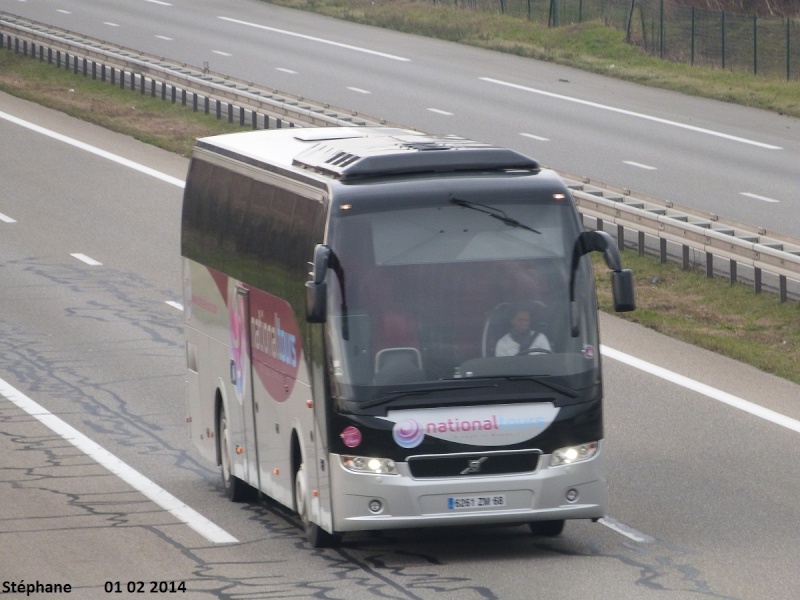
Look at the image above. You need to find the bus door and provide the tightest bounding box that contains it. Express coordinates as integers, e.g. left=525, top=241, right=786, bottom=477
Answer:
left=232, top=284, right=262, bottom=492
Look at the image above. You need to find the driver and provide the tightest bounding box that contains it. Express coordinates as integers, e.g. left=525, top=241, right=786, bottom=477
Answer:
left=495, top=308, right=551, bottom=356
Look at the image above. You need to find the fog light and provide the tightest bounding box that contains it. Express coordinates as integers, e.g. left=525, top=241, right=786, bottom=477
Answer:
left=565, top=488, right=579, bottom=503
left=368, top=499, right=383, bottom=513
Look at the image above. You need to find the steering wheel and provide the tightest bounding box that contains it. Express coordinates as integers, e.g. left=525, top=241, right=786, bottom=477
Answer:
left=519, top=347, right=552, bottom=355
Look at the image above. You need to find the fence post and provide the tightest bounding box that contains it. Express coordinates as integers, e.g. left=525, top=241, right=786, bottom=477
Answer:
left=691, top=7, right=695, bottom=66
left=787, top=18, right=791, bottom=81
left=753, top=16, right=758, bottom=75
left=722, top=11, right=726, bottom=69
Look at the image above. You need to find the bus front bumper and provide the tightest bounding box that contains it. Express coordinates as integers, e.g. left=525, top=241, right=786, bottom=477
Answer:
left=329, top=441, right=607, bottom=532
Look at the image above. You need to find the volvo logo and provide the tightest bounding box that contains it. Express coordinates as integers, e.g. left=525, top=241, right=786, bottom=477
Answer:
left=461, top=456, right=489, bottom=475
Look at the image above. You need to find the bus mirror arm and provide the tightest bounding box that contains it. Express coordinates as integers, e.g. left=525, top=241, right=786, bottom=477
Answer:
left=569, top=232, right=636, bottom=335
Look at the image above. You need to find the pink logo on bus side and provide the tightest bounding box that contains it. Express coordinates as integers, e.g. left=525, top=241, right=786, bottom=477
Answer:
left=222, top=273, right=302, bottom=402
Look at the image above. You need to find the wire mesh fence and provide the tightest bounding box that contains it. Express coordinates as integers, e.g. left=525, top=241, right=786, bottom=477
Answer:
left=433, top=0, right=800, bottom=80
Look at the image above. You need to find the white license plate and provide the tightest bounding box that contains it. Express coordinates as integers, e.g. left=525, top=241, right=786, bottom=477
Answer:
left=448, top=494, right=506, bottom=510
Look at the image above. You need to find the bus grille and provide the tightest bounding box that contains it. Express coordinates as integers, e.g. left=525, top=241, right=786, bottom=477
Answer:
left=407, top=450, right=541, bottom=478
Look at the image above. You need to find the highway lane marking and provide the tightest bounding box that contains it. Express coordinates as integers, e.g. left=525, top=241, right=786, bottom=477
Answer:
left=155, top=35, right=173, bottom=41
left=219, top=16, right=411, bottom=62
left=481, top=77, right=783, bottom=150
left=165, top=300, right=183, bottom=311
left=0, top=111, right=186, bottom=188
left=428, top=108, right=453, bottom=116
left=520, top=132, right=550, bottom=142
left=103, top=22, right=120, bottom=28
left=598, top=516, right=655, bottom=543
left=144, top=0, right=173, bottom=5
left=624, top=160, right=657, bottom=170
left=71, top=253, right=102, bottom=266
left=213, top=50, right=233, bottom=57
left=0, top=212, right=17, bottom=223
left=741, top=192, right=780, bottom=203
left=348, top=87, right=372, bottom=94
left=277, top=68, right=297, bottom=74
left=6, top=110, right=799, bottom=434
left=602, top=345, right=800, bottom=434
left=0, top=376, right=239, bottom=544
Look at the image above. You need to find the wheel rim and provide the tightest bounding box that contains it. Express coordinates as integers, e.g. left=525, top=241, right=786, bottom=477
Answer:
left=220, top=414, right=232, bottom=485
left=295, top=464, right=308, bottom=522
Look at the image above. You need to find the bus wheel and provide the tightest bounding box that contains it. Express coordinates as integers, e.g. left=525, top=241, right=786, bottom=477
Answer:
left=219, top=406, right=251, bottom=502
left=295, top=463, right=339, bottom=548
left=529, top=520, right=565, bottom=537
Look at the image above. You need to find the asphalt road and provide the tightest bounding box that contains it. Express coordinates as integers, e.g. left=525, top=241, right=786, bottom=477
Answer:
left=3, top=0, right=799, bottom=238
left=1, top=89, right=800, bottom=599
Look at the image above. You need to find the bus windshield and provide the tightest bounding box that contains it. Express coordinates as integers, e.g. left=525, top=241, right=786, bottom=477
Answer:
left=324, top=189, right=600, bottom=410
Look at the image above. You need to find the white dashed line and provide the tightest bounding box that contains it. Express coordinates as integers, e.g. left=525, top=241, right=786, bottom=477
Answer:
left=276, top=68, right=297, bottom=74
left=428, top=108, right=453, bottom=116
left=155, top=35, right=173, bottom=41
left=599, top=517, right=655, bottom=543
left=520, top=133, right=550, bottom=142
left=0, top=212, right=17, bottom=223
left=71, top=253, right=102, bottom=266
left=623, top=160, right=657, bottom=170
left=741, top=192, right=779, bottom=203
left=347, top=87, right=371, bottom=94
left=212, top=50, right=232, bottom=57
left=165, top=301, right=184, bottom=311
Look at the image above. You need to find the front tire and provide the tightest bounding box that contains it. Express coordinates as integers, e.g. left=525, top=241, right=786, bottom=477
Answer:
left=219, top=406, right=252, bottom=502
left=295, top=463, right=338, bottom=548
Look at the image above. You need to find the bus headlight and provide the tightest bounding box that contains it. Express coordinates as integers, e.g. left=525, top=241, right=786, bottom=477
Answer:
left=550, top=442, right=599, bottom=467
left=342, top=455, right=398, bottom=475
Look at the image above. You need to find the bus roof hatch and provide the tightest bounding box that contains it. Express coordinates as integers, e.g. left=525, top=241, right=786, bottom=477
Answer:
left=291, top=132, right=540, bottom=180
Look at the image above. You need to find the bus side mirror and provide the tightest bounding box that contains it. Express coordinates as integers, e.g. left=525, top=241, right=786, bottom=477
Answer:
left=611, top=269, right=636, bottom=312
left=306, top=245, right=330, bottom=323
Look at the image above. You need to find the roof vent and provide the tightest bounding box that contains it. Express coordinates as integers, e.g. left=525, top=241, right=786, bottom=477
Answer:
left=293, top=133, right=539, bottom=180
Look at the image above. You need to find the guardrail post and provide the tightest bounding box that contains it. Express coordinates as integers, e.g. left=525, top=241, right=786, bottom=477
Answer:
left=151, top=79, right=156, bottom=97
left=682, top=245, right=690, bottom=270
left=638, top=231, right=645, bottom=256
left=729, top=259, right=737, bottom=284
left=660, top=238, right=667, bottom=263
left=754, top=267, right=762, bottom=293
left=706, top=253, right=714, bottom=278
left=171, top=85, right=176, bottom=104
left=228, top=103, right=233, bottom=123
left=780, top=276, right=787, bottom=302
left=119, top=70, right=125, bottom=89
left=193, top=93, right=198, bottom=112
left=251, top=111, right=257, bottom=130
left=617, top=224, right=625, bottom=250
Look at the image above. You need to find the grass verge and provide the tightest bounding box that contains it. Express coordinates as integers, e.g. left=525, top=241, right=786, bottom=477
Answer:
left=1, top=44, right=798, bottom=384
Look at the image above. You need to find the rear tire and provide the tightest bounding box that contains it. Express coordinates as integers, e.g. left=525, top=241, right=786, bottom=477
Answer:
left=295, top=463, right=339, bottom=548
left=529, top=519, right=565, bottom=537
left=219, top=406, right=252, bottom=502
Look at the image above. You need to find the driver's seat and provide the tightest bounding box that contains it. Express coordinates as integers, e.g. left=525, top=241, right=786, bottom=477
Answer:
left=482, top=302, right=548, bottom=357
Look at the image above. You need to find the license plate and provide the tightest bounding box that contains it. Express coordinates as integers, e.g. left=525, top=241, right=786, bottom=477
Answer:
left=448, top=494, right=506, bottom=510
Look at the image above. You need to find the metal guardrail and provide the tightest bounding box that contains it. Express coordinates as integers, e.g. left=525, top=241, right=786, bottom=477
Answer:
left=2, top=12, right=799, bottom=301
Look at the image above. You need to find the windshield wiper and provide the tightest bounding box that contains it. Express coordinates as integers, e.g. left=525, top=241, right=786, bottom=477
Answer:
left=502, top=376, right=579, bottom=398
left=361, top=383, right=498, bottom=409
left=450, top=197, right=540, bottom=234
